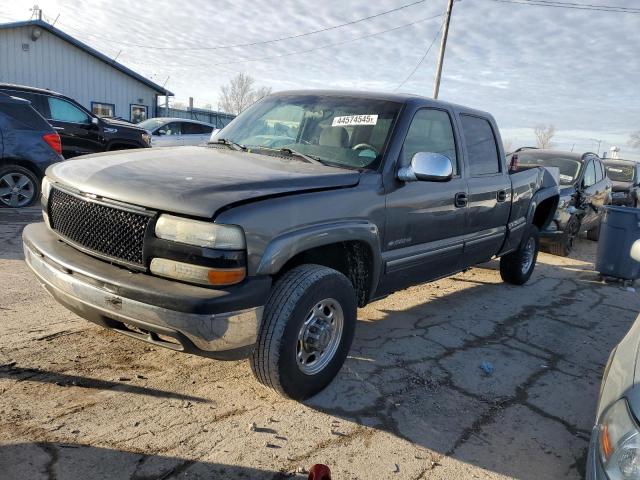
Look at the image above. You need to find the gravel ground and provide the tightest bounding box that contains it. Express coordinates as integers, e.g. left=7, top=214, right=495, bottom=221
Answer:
left=1, top=206, right=639, bottom=480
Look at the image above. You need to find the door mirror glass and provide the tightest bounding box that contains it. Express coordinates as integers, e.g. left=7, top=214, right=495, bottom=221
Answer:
left=398, top=152, right=453, bottom=182
left=631, top=239, right=640, bottom=262
left=91, top=116, right=99, bottom=125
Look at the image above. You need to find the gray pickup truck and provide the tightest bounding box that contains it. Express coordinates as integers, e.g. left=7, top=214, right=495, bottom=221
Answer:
left=23, top=91, right=559, bottom=399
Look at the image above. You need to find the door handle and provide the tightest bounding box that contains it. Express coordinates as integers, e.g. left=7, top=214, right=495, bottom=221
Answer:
left=497, top=190, right=507, bottom=202
left=454, top=192, right=468, bottom=208
left=53, top=126, right=65, bottom=131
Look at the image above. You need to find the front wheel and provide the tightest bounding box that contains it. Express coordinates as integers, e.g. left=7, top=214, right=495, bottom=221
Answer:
left=250, top=264, right=357, bottom=400
left=500, top=225, right=540, bottom=285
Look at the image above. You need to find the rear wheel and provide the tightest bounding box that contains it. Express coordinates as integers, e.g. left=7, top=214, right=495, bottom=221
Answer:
left=0, top=165, right=39, bottom=208
left=500, top=225, right=540, bottom=285
left=250, top=264, right=357, bottom=400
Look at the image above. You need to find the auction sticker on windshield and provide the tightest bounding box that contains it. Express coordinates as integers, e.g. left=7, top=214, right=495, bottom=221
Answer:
left=332, top=115, right=378, bottom=127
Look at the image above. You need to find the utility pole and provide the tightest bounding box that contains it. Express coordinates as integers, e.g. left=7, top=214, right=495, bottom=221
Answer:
left=432, top=0, right=455, bottom=99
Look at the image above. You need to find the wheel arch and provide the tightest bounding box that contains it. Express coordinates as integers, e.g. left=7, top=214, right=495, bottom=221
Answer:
left=256, top=222, right=382, bottom=307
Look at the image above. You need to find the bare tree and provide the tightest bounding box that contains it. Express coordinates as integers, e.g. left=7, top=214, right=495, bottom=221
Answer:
left=630, top=130, right=640, bottom=149
left=218, top=73, right=272, bottom=115
left=534, top=124, right=556, bottom=149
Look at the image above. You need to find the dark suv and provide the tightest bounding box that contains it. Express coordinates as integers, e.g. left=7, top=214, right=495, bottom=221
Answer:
left=508, top=148, right=612, bottom=256
left=0, top=92, right=63, bottom=207
left=0, top=84, right=150, bottom=159
left=604, top=159, right=640, bottom=207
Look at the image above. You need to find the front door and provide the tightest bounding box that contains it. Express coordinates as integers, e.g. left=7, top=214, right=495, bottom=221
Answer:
left=458, top=114, right=511, bottom=267
left=152, top=122, right=183, bottom=147
left=380, top=108, right=467, bottom=295
left=44, top=96, right=103, bottom=158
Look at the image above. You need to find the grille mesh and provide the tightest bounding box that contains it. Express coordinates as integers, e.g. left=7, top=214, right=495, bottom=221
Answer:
left=48, top=188, right=152, bottom=266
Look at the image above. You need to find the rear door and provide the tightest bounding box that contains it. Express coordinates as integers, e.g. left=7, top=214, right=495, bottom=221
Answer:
left=43, top=96, right=103, bottom=158
left=381, top=107, right=467, bottom=293
left=458, top=114, right=511, bottom=267
left=181, top=122, right=213, bottom=145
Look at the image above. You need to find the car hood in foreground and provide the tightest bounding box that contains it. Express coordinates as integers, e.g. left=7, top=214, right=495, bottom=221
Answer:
left=46, top=146, right=360, bottom=218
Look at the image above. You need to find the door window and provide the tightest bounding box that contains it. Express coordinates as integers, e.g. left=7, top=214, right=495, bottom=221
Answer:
left=156, top=122, right=181, bottom=136
left=460, top=115, right=501, bottom=176
left=47, top=97, right=90, bottom=124
left=594, top=160, right=604, bottom=182
left=583, top=161, right=597, bottom=187
left=182, top=122, right=213, bottom=135
left=402, top=109, right=458, bottom=175
left=130, top=104, right=148, bottom=123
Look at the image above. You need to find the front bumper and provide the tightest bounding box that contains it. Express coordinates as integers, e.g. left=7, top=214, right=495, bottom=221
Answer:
left=586, top=425, right=607, bottom=479
left=22, top=222, right=271, bottom=360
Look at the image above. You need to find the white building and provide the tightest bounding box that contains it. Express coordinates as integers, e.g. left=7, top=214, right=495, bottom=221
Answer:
left=0, top=19, right=172, bottom=123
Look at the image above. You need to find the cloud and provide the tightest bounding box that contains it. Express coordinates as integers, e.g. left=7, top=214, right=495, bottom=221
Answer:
left=2, top=0, right=639, bottom=158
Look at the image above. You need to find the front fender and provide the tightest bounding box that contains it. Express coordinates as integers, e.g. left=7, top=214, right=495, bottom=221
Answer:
left=256, top=220, right=382, bottom=298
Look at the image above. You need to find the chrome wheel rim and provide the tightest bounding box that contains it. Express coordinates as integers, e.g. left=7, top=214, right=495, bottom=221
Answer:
left=521, top=237, right=536, bottom=274
left=0, top=173, right=35, bottom=207
left=296, top=298, right=344, bottom=375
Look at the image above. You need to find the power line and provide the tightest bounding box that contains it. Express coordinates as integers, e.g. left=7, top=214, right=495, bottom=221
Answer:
left=519, top=0, right=640, bottom=12
left=394, top=16, right=445, bottom=91
left=486, top=0, right=640, bottom=13
left=56, top=0, right=429, bottom=52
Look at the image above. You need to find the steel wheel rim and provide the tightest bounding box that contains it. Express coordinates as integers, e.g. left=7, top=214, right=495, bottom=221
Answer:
left=296, top=298, right=344, bottom=375
left=521, top=237, right=536, bottom=273
left=0, top=173, right=35, bottom=207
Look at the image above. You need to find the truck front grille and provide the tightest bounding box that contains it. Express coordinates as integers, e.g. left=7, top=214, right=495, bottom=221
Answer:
left=48, top=188, right=153, bottom=268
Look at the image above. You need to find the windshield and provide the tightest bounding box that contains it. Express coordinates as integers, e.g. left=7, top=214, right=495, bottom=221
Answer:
left=138, top=119, right=165, bottom=130
left=515, top=153, right=582, bottom=185
left=218, top=94, right=402, bottom=169
left=606, top=164, right=636, bottom=182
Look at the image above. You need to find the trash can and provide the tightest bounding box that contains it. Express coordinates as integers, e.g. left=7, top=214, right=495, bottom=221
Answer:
left=596, top=206, right=640, bottom=281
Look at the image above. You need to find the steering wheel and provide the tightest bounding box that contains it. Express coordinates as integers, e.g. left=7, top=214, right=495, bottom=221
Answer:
left=352, top=143, right=378, bottom=156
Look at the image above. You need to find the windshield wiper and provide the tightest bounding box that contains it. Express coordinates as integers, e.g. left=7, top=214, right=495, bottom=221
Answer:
left=250, top=145, right=323, bottom=165
left=212, top=138, right=246, bottom=151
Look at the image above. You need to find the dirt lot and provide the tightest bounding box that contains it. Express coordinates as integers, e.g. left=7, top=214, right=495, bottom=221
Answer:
left=1, top=206, right=639, bottom=480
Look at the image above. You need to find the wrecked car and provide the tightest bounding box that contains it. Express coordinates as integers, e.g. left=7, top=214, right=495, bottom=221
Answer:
left=23, top=90, right=559, bottom=400
left=604, top=159, right=640, bottom=208
left=509, top=148, right=612, bottom=256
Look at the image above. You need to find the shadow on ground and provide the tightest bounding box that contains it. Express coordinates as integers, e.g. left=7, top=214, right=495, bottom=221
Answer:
left=0, top=442, right=296, bottom=480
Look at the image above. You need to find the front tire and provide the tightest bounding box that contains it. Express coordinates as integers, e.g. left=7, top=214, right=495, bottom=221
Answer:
left=500, top=225, right=540, bottom=285
left=0, top=165, right=39, bottom=208
left=250, top=264, right=357, bottom=400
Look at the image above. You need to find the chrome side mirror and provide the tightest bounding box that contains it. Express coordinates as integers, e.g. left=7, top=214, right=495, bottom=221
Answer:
left=398, top=152, right=453, bottom=182
left=91, top=117, right=99, bottom=125
left=631, top=239, right=640, bottom=262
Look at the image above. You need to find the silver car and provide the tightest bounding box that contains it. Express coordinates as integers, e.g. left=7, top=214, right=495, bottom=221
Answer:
left=139, top=118, right=215, bottom=147
left=588, top=241, right=640, bottom=479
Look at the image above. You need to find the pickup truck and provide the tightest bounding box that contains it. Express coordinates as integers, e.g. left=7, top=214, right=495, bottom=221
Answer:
left=23, top=90, right=559, bottom=400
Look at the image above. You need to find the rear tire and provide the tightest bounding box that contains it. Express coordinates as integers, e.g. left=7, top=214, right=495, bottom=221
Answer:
left=586, top=224, right=600, bottom=241
left=0, top=165, right=40, bottom=208
left=500, top=225, right=540, bottom=285
left=250, top=264, right=357, bottom=400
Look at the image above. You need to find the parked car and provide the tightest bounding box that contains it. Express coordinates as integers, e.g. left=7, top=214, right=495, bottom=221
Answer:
left=587, top=241, right=640, bottom=479
left=508, top=148, right=612, bottom=256
left=0, top=92, right=63, bottom=207
left=604, top=159, right=640, bottom=208
left=22, top=90, right=559, bottom=399
left=0, top=84, right=151, bottom=159
left=139, top=117, right=215, bottom=147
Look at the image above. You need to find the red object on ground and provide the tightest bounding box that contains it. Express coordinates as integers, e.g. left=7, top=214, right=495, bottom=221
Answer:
left=308, top=464, right=331, bottom=480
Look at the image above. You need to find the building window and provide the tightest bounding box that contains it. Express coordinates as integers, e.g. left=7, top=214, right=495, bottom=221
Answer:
left=91, top=102, right=115, bottom=118
left=130, top=104, right=148, bottom=124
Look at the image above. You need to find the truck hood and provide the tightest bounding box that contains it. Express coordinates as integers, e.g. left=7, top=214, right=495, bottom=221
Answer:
left=47, top=146, right=360, bottom=218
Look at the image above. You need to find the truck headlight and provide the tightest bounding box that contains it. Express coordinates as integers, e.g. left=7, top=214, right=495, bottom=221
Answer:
left=599, top=399, right=640, bottom=479
left=41, top=176, right=53, bottom=201
left=150, top=258, right=245, bottom=286
left=155, top=214, right=245, bottom=250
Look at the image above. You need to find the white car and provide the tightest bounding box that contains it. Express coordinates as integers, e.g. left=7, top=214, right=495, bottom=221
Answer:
left=139, top=118, right=215, bottom=147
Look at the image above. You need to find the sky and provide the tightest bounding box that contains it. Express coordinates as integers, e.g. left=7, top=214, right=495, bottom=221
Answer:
left=2, top=0, right=639, bottom=158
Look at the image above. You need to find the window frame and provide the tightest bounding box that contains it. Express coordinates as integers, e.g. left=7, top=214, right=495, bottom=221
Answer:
left=398, top=107, right=462, bottom=178
left=582, top=160, right=597, bottom=188
left=458, top=113, right=502, bottom=178
left=46, top=96, right=92, bottom=125
left=130, top=103, right=148, bottom=124
left=91, top=101, right=115, bottom=118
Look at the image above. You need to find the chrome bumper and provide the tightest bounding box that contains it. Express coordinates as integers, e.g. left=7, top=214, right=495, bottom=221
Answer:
left=24, top=242, right=262, bottom=360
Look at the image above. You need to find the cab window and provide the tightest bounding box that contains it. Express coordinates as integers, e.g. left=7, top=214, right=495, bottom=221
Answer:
left=460, top=114, right=500, bottom=176
left=156, top=122, right=181, bottom=136
left=402, top=109, right=458, bottom=175
left=583, top=161, right=597, bottom=187
left=47, top=97, right=90, bottom=124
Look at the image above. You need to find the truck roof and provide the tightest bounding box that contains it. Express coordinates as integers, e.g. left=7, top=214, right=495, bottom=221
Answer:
left=271, top=89, right=493, bottom=118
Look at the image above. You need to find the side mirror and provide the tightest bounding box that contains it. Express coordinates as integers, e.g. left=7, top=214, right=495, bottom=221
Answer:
left=156, top=129, right=166, bottom=136
left=631, top=240, right=640, bottom=262
left=398, top=152, right=453, bottom=182
left=91, top=117, right=99, bottom=125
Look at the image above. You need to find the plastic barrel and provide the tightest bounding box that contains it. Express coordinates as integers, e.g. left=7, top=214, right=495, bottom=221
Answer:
left=595, top=206, right=640, bottom=280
